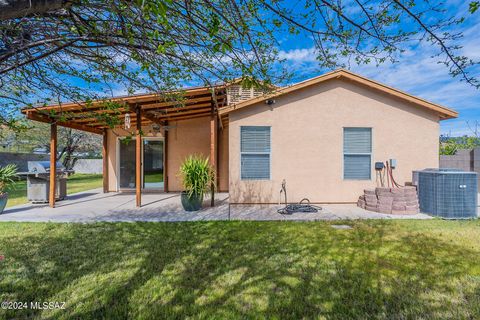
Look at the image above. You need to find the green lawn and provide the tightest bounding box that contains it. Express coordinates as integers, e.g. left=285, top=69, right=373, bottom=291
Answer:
left=0, top=220, right=479, bottom=319
left=5, top=174, right=103, bottom=207
left=144, top=172, right=163, bottom=184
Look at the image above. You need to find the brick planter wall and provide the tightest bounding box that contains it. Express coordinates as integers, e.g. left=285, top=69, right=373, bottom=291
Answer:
left=357, top=186, right=419, bottom=215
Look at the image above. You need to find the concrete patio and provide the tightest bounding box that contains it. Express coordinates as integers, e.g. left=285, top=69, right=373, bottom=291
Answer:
left=0, top=188, right=433, bottom=222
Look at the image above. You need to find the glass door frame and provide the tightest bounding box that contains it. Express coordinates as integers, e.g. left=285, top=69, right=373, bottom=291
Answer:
left=142, top=137, right=164, bottom=191
left=116, top=136, right=165, bottom=192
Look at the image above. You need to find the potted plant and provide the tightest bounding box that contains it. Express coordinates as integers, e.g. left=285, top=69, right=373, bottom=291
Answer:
left=178, top=155, right=215, bottom=211
left=0, top=164, right=18, bottom=214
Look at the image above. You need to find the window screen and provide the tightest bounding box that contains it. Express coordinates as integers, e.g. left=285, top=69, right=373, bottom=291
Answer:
left=241, top=126, right=271, bottom=180
left=343, top=128, right=372, bottom=180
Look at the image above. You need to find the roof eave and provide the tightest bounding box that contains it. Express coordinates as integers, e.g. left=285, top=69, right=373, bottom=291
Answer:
left=218, top=69, right=458, bottom=120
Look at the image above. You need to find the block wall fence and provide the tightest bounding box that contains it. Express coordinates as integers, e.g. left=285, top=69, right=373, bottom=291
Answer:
left=440, top=148, right=480, bottom=184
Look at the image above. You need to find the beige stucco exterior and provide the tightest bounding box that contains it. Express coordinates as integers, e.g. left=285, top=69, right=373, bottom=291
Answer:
left=22, top=69, right=454, bottom=209
left=104, top=76, right=445, bottom=203
left=228, top=78, right=441, bottom=203
left=106, top=117, right=229, bottom=192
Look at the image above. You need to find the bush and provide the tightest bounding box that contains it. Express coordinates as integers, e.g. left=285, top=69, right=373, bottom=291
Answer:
left=0, top=164, right=18, bottom=194
left=178, top=155, right=215, bottom=198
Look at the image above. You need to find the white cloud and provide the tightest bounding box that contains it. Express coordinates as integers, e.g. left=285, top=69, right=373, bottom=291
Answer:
left=278, top=47, right=318, bottom=62
left=277, top=22, right=480, bottom=137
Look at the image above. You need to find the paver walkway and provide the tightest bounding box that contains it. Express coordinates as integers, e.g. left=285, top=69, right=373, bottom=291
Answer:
left=0, top=189, right=433, bottom=222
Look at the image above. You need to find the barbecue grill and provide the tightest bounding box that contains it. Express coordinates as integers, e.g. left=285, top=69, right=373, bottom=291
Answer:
left=19, top=161, right=72, bottom=203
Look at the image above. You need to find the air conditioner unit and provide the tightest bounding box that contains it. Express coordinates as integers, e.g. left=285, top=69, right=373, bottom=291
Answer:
left=412, top=168, right=462, bottom=186
left=416, top=169, right=478, bottom=219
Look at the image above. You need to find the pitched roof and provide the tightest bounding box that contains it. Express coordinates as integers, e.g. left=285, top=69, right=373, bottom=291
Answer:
left=218, top=69, right=458, bottom=120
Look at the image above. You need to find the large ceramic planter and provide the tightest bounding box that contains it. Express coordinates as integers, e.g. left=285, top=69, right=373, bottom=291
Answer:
left=0, top=193, right=8, bottom=214
left=181, top=191, right=203, bottom=211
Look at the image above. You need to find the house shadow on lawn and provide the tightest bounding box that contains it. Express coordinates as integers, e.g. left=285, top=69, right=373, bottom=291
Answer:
left=0, top=221, right=479, bottom=319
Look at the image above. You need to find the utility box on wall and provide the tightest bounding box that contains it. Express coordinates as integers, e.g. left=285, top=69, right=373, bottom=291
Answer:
left=415, top=169, right=478, bottom=219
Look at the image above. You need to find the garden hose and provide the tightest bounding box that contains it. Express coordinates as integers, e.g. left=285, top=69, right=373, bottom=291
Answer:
left=278, top=198, right=322, bottom=214
left=277, top=180, right=322, bottom=214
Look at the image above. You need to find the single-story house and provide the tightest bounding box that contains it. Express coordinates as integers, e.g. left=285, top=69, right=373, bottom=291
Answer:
left=22, top=69, right=457, bottom=207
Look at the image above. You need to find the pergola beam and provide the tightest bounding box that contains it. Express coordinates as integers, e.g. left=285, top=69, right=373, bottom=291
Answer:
left=61, top=107, right=130, bottom=121
left=152, top=113, right=210, bottom=123
left=21, top=87, right=224, bottom=113
left=139, top=95, right=213, bottom=110
left=22, top=94, right=225, bottom=118
left=22, top=89, right=228, bottom=134
left=94, top=113, right=213, bottom=128
left=157, top=107, right=212, bottom=119
left=150, top=102, right=214, bottom=114
left=94, top=115, right=212, bottom=129
left=74, top=103, right=215, bottom=125
left=26, top=112, right=103, bottom=134
left=20, top=95, right=222, bottom=119
left=140, top=96, right=226, bottom=111
left=141, top=111, right=165, bottom=125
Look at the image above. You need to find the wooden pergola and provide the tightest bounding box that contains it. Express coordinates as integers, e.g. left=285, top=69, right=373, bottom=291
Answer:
left=21, top=85, right=228, bottom=208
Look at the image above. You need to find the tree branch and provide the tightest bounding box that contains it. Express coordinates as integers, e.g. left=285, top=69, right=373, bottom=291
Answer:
left=0, top=0, right=72, bottom=20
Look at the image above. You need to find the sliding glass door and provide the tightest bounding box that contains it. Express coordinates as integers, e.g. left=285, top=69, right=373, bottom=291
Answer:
left=143, top=139, right=164, bottom=190
left=118, top=138, right=164, bottom=190
left=119, top=139, right=137, bottom=189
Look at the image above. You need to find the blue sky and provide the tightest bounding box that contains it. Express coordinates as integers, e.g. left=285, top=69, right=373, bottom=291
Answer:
left=75, top=0, right=478, bottom=137
left=270, top=0, right=480, bottom=136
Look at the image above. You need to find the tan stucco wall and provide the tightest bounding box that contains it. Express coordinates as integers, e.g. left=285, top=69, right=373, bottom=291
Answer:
left=228, top=78, right=440, bottom=203
left=218, top=124, right=229, bottom=192
left=167, top=117, right=229, bottom=191
left=106, top=118, right=229, bottom=192
left=106, top=129, right=118, bottom=191
left=166, top=117, right=211, bottom=191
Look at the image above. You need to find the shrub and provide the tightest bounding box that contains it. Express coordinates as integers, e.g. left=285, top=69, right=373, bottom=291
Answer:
left=0, top=164, right=18, bottom=194
left=178, top=155, right=215, bottom=198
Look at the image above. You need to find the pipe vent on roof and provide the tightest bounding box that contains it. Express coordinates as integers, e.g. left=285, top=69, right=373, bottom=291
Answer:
left=226, top=85, right=264, bottom=105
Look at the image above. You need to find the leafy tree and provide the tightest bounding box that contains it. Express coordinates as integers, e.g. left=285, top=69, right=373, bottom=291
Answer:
left=0, top=0, right=478, bottom=129
left=470, top=1, right=480, bottom=13
left=440, top=138, right=459, bottom=156
left=439, top=134, right=480, bottom=155
left=6, top=122, right=102, bottom=169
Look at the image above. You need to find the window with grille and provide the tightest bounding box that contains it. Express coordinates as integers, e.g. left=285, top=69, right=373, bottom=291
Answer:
left=343, top=128, right=372, bottom=180
left=241, top=126, right=271, bottom=180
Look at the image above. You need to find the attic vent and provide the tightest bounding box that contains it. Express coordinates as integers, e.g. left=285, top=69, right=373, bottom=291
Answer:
left=227, top=85, right=264, bottom=105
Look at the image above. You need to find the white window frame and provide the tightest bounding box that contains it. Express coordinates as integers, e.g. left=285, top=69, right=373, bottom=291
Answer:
left=240, top=126, right=271, bottom=180
left=343, top=127, right=372, bottom=180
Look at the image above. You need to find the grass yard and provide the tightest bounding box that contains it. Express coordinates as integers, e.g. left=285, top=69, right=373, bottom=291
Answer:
left=144, top=171, right=163, bottom=184
left=5, top=174, right=102, bottom=207
left=0, top=220, right=479, bottom=319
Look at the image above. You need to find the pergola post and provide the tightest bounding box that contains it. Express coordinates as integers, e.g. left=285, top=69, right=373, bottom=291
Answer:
left=135, top=106, right=142, bottom=207
left=210, top=115, right=217, bottom=207
left=163, top=121, right=169, bottom=193
left=102, top=130, right=109, bottom=193
left=49, top=123, right=57, bottom=208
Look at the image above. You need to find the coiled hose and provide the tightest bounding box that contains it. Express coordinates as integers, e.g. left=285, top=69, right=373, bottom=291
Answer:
left=278, top=198, right=322, bottom=214
left=277, top=180, right=322, bottom=214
